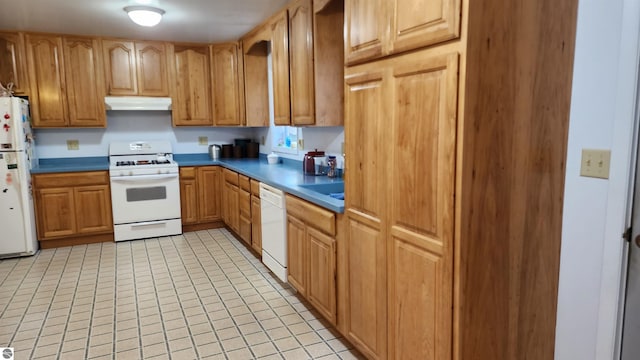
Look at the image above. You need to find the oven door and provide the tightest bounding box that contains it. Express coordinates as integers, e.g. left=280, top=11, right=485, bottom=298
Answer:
left=110, top=173, right=181, bottom=224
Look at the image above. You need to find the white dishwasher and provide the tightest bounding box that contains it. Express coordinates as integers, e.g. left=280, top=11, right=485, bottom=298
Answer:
left=260, top=183, right=288, bottom=282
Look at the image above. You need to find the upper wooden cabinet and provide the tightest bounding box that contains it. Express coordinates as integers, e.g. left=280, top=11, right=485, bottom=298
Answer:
left=270, top=0, right=344, bottom=126
left=210, top=43, right=245, bottom=126
left=63, top=37, right=106, bottom=127
left=271, top=10, right=291, bottom=126
left=345, top=0, right=461, bottom=65
left=241, top=25, right=270, bottom=127
left=26, top=34, right=106, bottom=128
left=171, top=44, right=213, bottom=126
left=0, top=32, right=28, bottom=95
left=102, top=39, right=170, bottom=96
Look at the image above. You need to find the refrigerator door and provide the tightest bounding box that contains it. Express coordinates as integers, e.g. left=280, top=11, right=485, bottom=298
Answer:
left=0, top=97, right=32, bottom=152
left=0, top=151, right=38, bottom=256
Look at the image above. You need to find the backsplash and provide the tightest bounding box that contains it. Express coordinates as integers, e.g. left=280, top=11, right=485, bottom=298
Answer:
left=34, top=111, right=255, bottom=158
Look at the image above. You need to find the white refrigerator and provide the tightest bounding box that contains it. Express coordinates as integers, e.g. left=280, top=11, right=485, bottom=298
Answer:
left=0, top=97, right=38, bottom=257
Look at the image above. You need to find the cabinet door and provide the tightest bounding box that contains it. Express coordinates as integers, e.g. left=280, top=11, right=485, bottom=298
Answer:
left=345, top=0, right=386, bottom=65
left=239, top=189, right=252, bottom=245
left=271, top=10, right=291, bottom=125
left=222, top=179, right=229, bottom=225
left=180, top=177, right=198, bottom=225
left=136, top=41, right=170, bottom=96
left=173, top=46, right=213, bottom=126
left=344, top=68, right=388, bottom=359
left=198, top=166, right=221, bottom=221
left=25, top=34, right=67, bottom=127
left=211, top=43, right=244, bottom=126
left=307, top=226, right=337, bottom=325
left=287, top=215, right=307, bottom=296
left=74, top=185, right=112, bottom=234
left=36, top=188, right=76, bottom=239
left=251, top=195, right=262, bottom=254
left=102, top=40, right=137, bottom=95
left=388, top=0, right=461, bottom=55
left=288, top=0, right=315, bottom=125
left=224, top=182, right=240, bottom=233
left=63, top=37, right=106, bottom=127
left=0, top=32, right=28, bottom=95
left=242, top=38, right=269, bottom=127
left=387, top=53, right=457, bottom=360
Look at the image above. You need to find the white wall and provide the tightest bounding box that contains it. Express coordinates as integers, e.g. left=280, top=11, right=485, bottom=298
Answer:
left=34, top=111, right=256, bottom=158
left=555, top=0, right=640, bottom=358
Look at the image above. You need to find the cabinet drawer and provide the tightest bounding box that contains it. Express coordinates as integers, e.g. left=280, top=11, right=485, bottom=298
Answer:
left=223, top=169, right=239, bottom=185
left=239, top=175, right=251, bottom=192
left=250, top=179, right=261, bottom=196
left=286, top=194, right=336, bottom=236
left=34, top=171, right=109, bottom=188
left=180, top=167, right=196, bottom=179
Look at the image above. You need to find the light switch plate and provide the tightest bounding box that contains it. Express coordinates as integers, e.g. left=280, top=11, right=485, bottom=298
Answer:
left=67, top=140, right=79, bottom=150
left=198, top=136, right=208, bottom=146
left=580, top=149, right=611, bottom=179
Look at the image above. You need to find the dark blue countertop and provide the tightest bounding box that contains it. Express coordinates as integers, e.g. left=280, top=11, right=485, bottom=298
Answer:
left=31, top=154, right=345, bottom=213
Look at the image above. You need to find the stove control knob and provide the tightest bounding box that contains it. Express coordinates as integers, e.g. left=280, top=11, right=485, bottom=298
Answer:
left=129, top=171, right=133, bottom=176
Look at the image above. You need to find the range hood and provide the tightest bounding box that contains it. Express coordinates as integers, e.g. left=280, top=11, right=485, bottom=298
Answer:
left=105, top=96, right=172, bottom=111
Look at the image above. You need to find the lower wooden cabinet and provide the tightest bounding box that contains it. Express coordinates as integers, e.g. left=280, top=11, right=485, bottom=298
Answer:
left=222, top=169, right=240, bottom=233
left=179, top=166, right=221, bottom=227
left=250, top=179, right=262, bottom=254
left=33, top=171, right=113, bottom=243
left=285, top=194, right=337, bottom=325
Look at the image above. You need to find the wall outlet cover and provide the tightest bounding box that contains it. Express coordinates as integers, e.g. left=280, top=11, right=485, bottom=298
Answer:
left=67, top=140, right=79, bottom=151
left=198, top=136, right=208, bottom=145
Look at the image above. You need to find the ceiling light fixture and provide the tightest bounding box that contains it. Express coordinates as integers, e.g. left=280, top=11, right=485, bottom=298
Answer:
left=124, top=6, right=165, bottom=27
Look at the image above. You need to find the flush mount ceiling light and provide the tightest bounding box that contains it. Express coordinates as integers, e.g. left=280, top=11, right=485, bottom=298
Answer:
left=124, top=6, right=165, bottom=27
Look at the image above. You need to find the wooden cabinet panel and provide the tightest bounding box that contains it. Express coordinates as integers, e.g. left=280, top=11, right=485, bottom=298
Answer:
left=63, top=37, right=106, bottom=127
left=198, top=166, right=221, bottom=221
left=173, top=45, right=212, bottom=126
left=26, top=34, right=67, bottom=127
left=251, top=195, right=262, bottom=254
left=239, top=189, right=252, bottom=245
left=242, top=39, right=269, bottom=127
left=35, top=188, right=76, bottom=239
left=211, top=43, right=244, bottom=126
left=0, top=32, right=28, bottom=95
left=74, top=185, right=112, bottom=234
left=345, top=0, right=386, bottom=64
left=225, top=182, right=240, bottom=233
left=271, top=10, right=291, bottom=126
left=344, top=70, right=386, bottom=218
left=180, top=178, right=198, bottom=225
left=102, top=40, right=137, bottom=95
left=307, top=226, right=337, bottom=325
left=286, top=194, right=335, bottom=236
left=288, top=0, right=315, bottom=126
left=287, top=214, right=307, bottom=296
left=344, top=213, right=387, bottom=360
left=136, top=41, right=169, bottom=96
left=388, top=0, right=461, bottom=55
left=387, top=53, right=457, bottom=360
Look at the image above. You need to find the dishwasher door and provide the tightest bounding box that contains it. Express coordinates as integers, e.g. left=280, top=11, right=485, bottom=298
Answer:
left=260, top=183, right=288, bottom=282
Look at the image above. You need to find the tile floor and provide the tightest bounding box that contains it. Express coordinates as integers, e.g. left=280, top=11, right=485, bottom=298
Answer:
left=0, top=229, right=363, bottom=360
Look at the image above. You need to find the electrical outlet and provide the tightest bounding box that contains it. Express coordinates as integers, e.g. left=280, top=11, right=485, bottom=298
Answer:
left=67, top=140, right=79, bottom=151
left=261, top=136, right=265, bottom=145
left=298, top=139, right=304, bottom=149
left=580, top=149, right=611, bottom=179
left=198, top=136, right=208, bottom=145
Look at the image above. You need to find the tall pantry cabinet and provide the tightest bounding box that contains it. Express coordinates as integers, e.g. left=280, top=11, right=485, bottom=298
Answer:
left=341, top=0, right=579, bottom=359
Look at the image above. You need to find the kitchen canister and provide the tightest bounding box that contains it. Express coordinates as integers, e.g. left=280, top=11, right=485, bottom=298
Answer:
left=221, top=144, right=233, bottom=158
left=267, top=152, right=279, bottom=165
left=208, top=144, right=221, bottom=160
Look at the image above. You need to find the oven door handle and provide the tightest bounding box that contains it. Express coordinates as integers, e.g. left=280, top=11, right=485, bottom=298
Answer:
left=111, top=174, right=179, bottom=183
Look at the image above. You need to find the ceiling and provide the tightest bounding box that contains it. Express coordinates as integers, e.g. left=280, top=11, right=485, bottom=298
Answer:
left=0, top=0, right=290, bottom=43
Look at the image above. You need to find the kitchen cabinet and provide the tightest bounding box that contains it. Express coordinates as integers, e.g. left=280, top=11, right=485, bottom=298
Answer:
left=26, top=34, right=105, bottom=128
left=33, top=171, right=113, bottom=247
left=211, top=43, right=245, bottom=126
left=0, top=32, right=28, bottom=95
left=286, top=194, right=337, bottom=325
left=241, top=25, right=270, bottom=127
left=250, top=179, right=262, bottom=254
left=102, top=39, right=170, bottom=96
left=270, top=10, right=291, bottom=126
left=180, top=166, right=222, bottom=228
left=172, top=44, right=213, bottom=126
left=222, top=169, right=240, bottom=233
left=345, top=0, right=461, bottom=65
left=288, top=0, right=314, bottom=125
left=238, top=175, right=252, bottom=245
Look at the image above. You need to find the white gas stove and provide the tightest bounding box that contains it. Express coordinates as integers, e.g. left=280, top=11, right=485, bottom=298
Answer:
left=108, top=141, right=182, bottom=241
